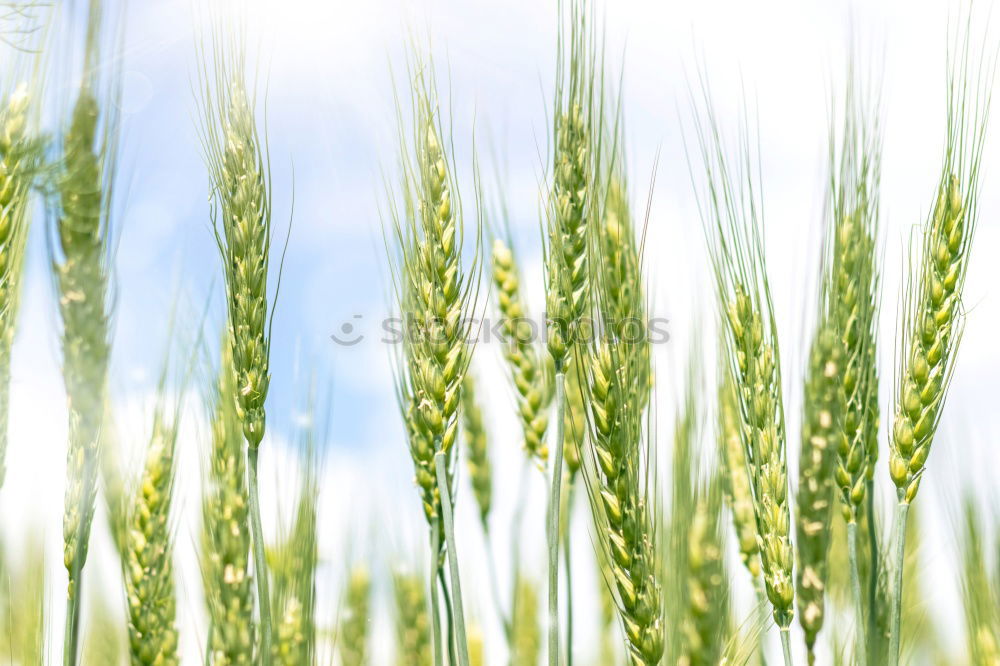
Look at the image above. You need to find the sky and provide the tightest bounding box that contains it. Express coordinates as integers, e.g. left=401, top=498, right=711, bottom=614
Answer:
left=2, top=0, right=999, bottom=663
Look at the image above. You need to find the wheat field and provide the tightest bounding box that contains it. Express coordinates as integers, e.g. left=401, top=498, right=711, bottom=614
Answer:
left=1, top=1, right=999, bottom=665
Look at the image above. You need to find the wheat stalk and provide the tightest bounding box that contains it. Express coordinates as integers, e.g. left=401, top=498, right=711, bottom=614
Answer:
left=202, top=344, right=254, bottom=666
left=542, top=5, right=605, bottom=659
left=198, top=23, right=279, bottom=660
left=693, top=94, right=794, bottom=663
left=54, top=4, right=118, bottom=660
left=387, top=54, right=479, bottom=666
left=123, top=402, right=180, bottom=666
left=886, top=26, right=991, bottom=665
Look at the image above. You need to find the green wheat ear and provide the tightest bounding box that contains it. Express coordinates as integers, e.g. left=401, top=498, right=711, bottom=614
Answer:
left=198, top=19, right=284, bottom=659
left=270, top=457, right=319, bottom=666
left=388, top=57, right=478, bottom=532
left=888, top=45, right=990, bottom=504
left=0, top=79, right=44, bottom=490
left=490, top=233, right=552, bottom=463
left=582, top=121, right=662, bottom=666
left=54, top=4, right=120, bottom=662
left=795, top=324, right=844, bottom=664
left=337, top=566, right=371, bottom=666
left=510, top=574, right=542, bottom=666
left=202, top=342, right=254, bottom=666
left=959, top=497, right=1000, bottom=665
left=392, top=570, right=432, bottom=666
left=886, top=27, right=992, bottom=666
left=461, top=373, right=492, bottom=525
left=692, top=91, right=794, bottom=655
left=124, top=403, right=180, bottom=666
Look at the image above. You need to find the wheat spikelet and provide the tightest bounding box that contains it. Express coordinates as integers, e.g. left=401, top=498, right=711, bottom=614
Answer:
left=202, top=345, right=254, bottom=666
left=338, top=567, right=371, bottom=666
left=123, top=406, right=180, bottom=665
left=461, top=373, right=492, bottom=525
left=562, top=351, right=586, bottom=477
left=0, top=82, right=41, bottom=488
left=795, top=326, right=844, bottom=663
left=393, top=571, right=431, bottom=666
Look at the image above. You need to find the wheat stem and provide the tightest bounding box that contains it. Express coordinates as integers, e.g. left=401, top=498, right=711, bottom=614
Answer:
left=247, top=447, right=272, bottom=664
left=439, top=560, right=457, bottom=666
left=63, top=578, right=83, bottom=666
left=548, top=372, right=566, bottom=666
left=435, top=452, right=469, bottom=666
left=563, top=478, right=574, bottom=666
left=865, top=482, right=878, bottom=663
left=430, top=523, right=443, bottom=666
left=847, top=521, right=867, bottom=664
left=888, top=501, right=909, bottom=666
left=483, top=529, right=512, bottom=642
left=780, top=628, right=793, bottom=666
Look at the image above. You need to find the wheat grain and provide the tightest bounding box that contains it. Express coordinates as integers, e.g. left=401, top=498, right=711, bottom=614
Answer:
left=124, top=406, right=180, bottom=665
